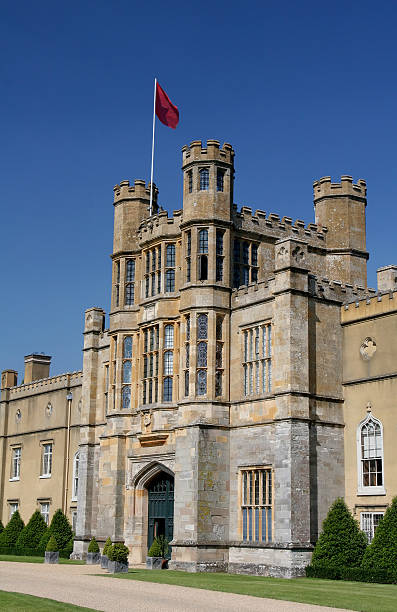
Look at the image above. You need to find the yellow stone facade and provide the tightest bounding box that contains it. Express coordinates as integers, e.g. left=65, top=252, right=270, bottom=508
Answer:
left=1, top=140, right=395, bottom=575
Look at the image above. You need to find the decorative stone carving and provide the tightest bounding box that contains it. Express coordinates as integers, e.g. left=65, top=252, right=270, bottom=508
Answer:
left=360, top=337, right=376, bottom=360
left=292, top=246, right=305, bottom=263
left=15, top=409, right=22, bottom=423
left=46, top=402, right=53, bottom=417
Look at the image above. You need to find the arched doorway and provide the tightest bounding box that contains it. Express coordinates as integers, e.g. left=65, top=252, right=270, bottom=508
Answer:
left=147, top=471, right=174, bottom=558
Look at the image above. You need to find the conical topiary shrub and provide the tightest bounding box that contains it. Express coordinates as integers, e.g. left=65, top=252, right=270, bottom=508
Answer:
left=39, top=509, right=73, bottom=553
left=46, top=535, right=59, bottom=552
left=362, top=497, right=397, bottom=572
left=88, top=537, right=100, bottom=553
left=0, top=511, right=25, bottom=549
left=311, top=498, right=367, bottom=567
left=103, top=537, right=112, bottom=556
left=16, top=510, right=47, bottom=552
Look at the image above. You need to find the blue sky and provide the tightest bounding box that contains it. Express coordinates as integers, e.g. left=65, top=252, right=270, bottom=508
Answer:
left=1, top=0, right=396, bottom=378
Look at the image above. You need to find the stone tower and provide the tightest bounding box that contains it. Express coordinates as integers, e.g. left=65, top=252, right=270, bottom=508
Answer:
left=313, top=176, right=368, bottom=286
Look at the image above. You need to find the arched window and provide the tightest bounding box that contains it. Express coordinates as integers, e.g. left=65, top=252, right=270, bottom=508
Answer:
left=199, top=168, right=209, bottom=190
left=164, top=325, right=174, bottom=348
left=163, top=377, right=172, bottom=402
left=357, top=413, right=385, bottom=494
left=163, top=351, right=173, bottom=375
left=72, top=452, right=79, bottom=500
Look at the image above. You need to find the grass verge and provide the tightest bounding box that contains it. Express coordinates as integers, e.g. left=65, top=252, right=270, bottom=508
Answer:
left=104, top=569, right=397, bottom=612
left=0, top=590, right=95, bottom=611
left=0, top=554, right=85, bottom=564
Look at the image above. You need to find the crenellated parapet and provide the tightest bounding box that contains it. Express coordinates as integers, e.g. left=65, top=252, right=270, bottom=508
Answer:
left=182, top=139, right=234, bottom=166
left=232, top=205, right=328, bottom=247
left=313, top=176, right=366, bottom=202
left=308, top=276, right=373, bottom=304
left=341, top=288, right=397, bottom=324
left=113, top=179, right=158, bottom=205
left=137, top=209, right=183, bottom=244
left=8, top=371, right=82, bottom=399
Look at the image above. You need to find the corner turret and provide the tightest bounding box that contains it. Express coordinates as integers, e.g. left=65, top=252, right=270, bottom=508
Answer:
left=313, top=176, right=368, bottom=286
left=181, top=140, right=234, bottom=223
left=113, top=180, right=158, bottom=254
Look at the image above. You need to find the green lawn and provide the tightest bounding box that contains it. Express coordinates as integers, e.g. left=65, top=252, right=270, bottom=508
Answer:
left=105, top=569, right=397, bottom=612
left=0, top=591, right=95, bottom=611
left=0, top=554, right=85, bottom=564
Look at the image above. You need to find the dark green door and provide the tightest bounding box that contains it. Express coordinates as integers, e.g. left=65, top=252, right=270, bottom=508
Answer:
left=147, top=472, right=174, bottom=558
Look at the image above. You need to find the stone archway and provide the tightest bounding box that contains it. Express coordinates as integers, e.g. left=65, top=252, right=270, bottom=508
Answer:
left=127, top=461, right=174, bottom=563
left=147, top=471, right=174, bottom=558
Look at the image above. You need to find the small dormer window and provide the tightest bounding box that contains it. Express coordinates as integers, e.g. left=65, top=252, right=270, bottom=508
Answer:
left=217, top=169, right=225, bottom=192
left=199, top=168, right=209, bottom=191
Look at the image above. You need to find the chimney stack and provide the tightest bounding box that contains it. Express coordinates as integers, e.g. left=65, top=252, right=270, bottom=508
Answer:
left=24, top=354, right=51, bottom=383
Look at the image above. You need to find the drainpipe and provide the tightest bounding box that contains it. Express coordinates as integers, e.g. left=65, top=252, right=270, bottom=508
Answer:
left=64, top=391, right=73, bottom=514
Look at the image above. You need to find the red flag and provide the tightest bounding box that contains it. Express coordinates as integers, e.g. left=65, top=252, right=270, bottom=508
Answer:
left=155, top=82, right=179, bottom=129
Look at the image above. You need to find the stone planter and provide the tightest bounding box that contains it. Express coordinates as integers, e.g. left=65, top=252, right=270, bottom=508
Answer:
left=45, top=551, right=59, bottom=564
left=86, top=552, right=101, bottom=565
left=100, top=554, right=109, bottom=569
left=107, top=560, right=128, bottom=573
left=146, top=556, right=168, bottom=569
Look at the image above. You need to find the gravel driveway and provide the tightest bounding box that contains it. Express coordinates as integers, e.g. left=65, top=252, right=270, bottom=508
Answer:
left=0, top=561, right=350, bottom=612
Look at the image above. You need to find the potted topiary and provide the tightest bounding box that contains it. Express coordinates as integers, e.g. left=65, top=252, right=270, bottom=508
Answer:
left=107, top=542, right=129, bottom=573
left=146, top=535, right=169, bottom=569
left=86, top=537, right=100, bottom=564
left=45, top=535, right=59, bottom=564
left=101, top=537, right=112, bottom=569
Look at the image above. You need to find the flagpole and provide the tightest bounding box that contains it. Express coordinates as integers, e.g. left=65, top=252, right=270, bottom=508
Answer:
left=149, top=77, right=157, bottom=217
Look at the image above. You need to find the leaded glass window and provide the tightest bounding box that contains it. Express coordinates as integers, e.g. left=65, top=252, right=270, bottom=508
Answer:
left=164, top=351, right=173, bottom=375
left=241, top=468, right=273, bottom=542
left=197, top=370, right=207, bottom=395
left=199, top=168, right=209, bottom=190
left=184, top=370, right=189, bottom=397
left=164, top=325, right=174, bottom=348
left=198, top=314, right=208, bottom=339
left=188, top=170, right=193, bottom=193
left=217, top=168, right=224, bottom=192
left=242, top=323, right=272, bottom=396
left=199, top=229, right=208, bottom=254
left=166, top=244, right=175, bottom=267
left=122, top=386, right=131, bottom=410
left=197, top=342, right=207, bottom=367
left=166, top=269, right=175, bottom=292
left=163, top=377, right=172, bottom=402
left=123, top=336, right=132, bottom=358
left=142, top=325, right=159, bottom=405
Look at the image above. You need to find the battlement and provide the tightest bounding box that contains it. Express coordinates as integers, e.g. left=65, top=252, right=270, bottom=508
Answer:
left=341, top=289, right=397, bottom=324
left=232, top=205, right=328, bottom=246
left=313, top=176, right=367, bottom=202
left=182, top=140, right=234, bottom=167
left=7, top=371, right=82, bottom=398
left=309, top=276, right=372, bottom=303
left=138, top=208, right=183, bottom=243
left=113, top=180, right=158, bottom=204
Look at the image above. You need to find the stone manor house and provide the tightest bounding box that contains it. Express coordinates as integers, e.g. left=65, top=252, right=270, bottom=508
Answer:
left=1, top=140, right=396, bottom=577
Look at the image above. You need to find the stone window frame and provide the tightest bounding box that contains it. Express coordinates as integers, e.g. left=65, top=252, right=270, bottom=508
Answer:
left=242, top=322, right=272, bottom=398
left=199, top=167, right=209, bottom=191
left=143, top=246, right=162, bottom=299
left=39, top=439, right=54, bottom=478
left=125, top=258, right=136, bottom=306
left=356, top=412, right=386, bottom=496
left=360, top=510, right=384, bottom=543
left=7, top=499, right=19, bottom=520
left=9, top=444, right=22, bottom=481
left=232, top=239, right=259, bottom=288
left=103, top=362, right=109, bottom=415
left=113, top=259, right=120, bottom=308
left=196, top=313, right=208, bottom=396
left=39, top=500, right=50, bottom=525
left=165, top=243, right=176, bottom=293
left=72, top=452, right=79, bottom=501
left=184, top=315, right=190, bottom=398
left=142, top=325, right=159, bottom=405
left=121, top=335, right=133, bottom=410
left=239, top=466, right=273, bottom=542
left=185, top=230, right=191, bottom=283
